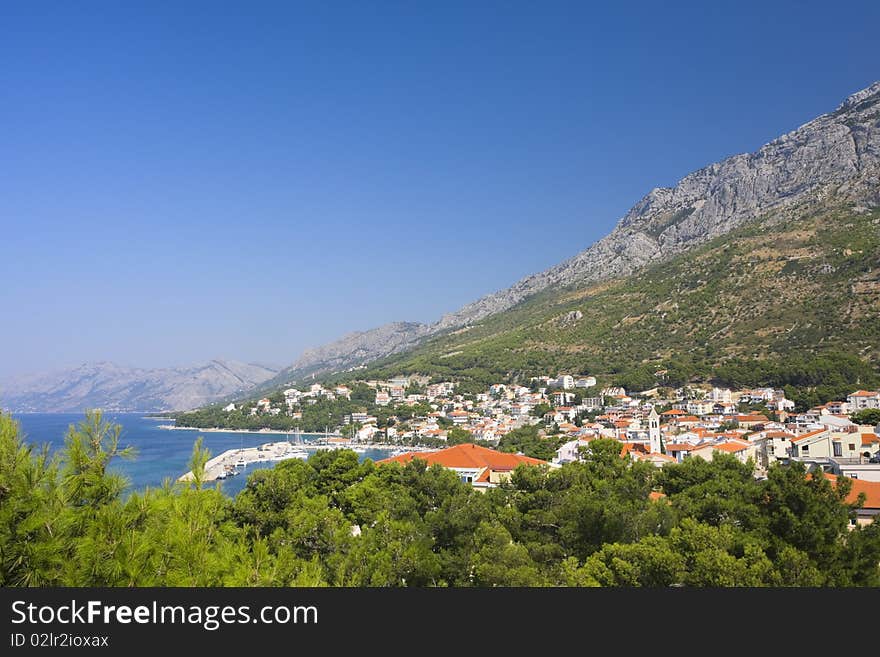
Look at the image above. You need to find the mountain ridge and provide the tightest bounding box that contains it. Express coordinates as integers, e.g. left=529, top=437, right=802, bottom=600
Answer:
left=0, top=359, right=279, bottom=413
left=262, top=81, right=880, bottom=389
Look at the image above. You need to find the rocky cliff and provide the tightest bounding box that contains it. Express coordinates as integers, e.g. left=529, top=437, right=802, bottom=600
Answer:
left=434, top=81, right=880, bottom=329
left=259, top=81, right=880, bottom=388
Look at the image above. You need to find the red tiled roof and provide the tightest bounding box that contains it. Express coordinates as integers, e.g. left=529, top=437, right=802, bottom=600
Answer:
left=377, top=443, right=547, bottom=469
left=736, top=414, right=770, bottom=422
left=764, top=431, right=796, bottom=439
left=662, top=409, right=686, bottom=416
left=825, top=474, right=880, bottom=509
left=791, top=429, right=828, bottom=444
left=712, top=441, right=750, bottom=453
left=666, top=443, right=696, bottom=452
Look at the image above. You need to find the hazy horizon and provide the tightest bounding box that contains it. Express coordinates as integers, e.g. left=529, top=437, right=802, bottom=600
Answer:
left=3, top=1, right=879, bottom=378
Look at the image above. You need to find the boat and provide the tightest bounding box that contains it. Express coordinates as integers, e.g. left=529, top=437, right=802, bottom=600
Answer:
left=276, top=449, right=309, bottom=461
left=215, top=471, right=228, bottom=480
left=235, top=457, right=247, bottom=468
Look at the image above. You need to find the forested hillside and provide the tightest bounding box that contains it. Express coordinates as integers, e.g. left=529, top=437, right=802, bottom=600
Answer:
left=2, top=412, right=879, bottom=586
left=354, top=203, right=880, bottom=405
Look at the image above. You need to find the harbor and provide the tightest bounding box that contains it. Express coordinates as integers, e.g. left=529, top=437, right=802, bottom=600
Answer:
left=177, top=438, right=433, bottom=482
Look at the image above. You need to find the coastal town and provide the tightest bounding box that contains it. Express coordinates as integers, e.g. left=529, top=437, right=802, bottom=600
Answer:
left=189, top=372, right=880, bottom=500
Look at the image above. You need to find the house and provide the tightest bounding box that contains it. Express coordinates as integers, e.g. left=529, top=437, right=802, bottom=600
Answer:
left=666, top=442, right=699, bottom=463
left=735, top=414, right=770, bottom=429
left=349, top=411, right=370, bottom=424
left=686, top=400, right=714, bottom=416
left=824, top=400, right=848, bottom=415
left=555, top=438, right=592, bottom=464
left=554, top=375, right=574, bottom=389
left=426, top=382, right=455, bottom=399
left=377, top=443, right=556, bottom=489
left=788, top=429, right=832, bottom=459
left=552, top=391, right=577, bottom=406
left=753, top=430, right=797, bottom=467
left=671, top=415, right=701, bottom=429
left=356, top=425, right=380, bottom=441
left=690, top=440, right=755, bottom=464
left=256, top=398, right=271, bottom=412
left=711, top=388, right=733, bottom=403
left=447, top=410, right=470, bottom=425
left=575, top=376, right=597, bottom=388
left=847, top=390, right=880, bottom=411
left=334, top=386, right=351, bottom=399
left=554, top=406, right=577, bottom=422
left=861, top=432, right=880, bottom=459
left=375, top=391, right=391, bottom=406
left=222, top=403, right=236, bottom=412
left=824, top=474, right=880, bottom=527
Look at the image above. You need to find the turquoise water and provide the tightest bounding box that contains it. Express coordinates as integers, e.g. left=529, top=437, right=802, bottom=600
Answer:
left=12, top=413, right=387, bottom=498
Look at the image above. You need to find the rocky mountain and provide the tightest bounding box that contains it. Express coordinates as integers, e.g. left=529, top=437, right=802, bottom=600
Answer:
left=433, top=81, right=880, bottom=330
left=255, top=322, right=432, bottom=392
left=264, top=81, right=880, bottom=389
left=363, top=201, right=880, bottom=404
left=0, top=360, right=279, bottom=413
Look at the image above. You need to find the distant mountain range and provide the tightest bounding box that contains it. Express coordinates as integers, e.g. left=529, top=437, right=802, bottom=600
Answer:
left=255, top=80, right=880, bottom=391
left=7, top=81, right=880, bottom=410
left=0, top=360, right=278, bottom=413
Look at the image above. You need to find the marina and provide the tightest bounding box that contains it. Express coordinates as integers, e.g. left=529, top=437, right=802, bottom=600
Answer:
left=177, top=437, right=432, bottom=482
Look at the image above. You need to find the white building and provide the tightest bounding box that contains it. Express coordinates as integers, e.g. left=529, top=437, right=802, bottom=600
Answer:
left=711, top=388, right=732, bottom=403
left=848, top=390, right=880, bottom=411
left=554, top=375, right=575, bottom=390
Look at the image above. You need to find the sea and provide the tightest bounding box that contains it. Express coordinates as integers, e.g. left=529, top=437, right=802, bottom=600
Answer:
left=11, top=413, right=390, bottom=498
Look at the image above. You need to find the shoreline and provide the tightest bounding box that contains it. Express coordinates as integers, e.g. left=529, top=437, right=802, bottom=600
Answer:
left=158, top=424, right=328, bottom=437
left=161, top=424, right=433, bottom=452
left=178, top=439, right=435, bottom=482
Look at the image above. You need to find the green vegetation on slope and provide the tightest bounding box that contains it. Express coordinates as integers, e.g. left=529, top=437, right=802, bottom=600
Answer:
left=3, top=412, right=879, bottom=587
left=351, top=204, right=880, bottom=404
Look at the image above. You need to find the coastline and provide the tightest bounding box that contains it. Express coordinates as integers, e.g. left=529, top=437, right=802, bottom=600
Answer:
left=178, top=439, right=435, bottom=482
left=161, top=424, right=433, bottom=453
left=158, top=424, right=316, bottom=437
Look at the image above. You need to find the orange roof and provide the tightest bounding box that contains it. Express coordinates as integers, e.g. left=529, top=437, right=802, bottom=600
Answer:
left=639, top=452, right=676, bottom=462
left=662, top=409, right=686, bottom=416
left=825, top=474, right=880, bottom=509
left=675, top=416, right=700, bottom=423
left=862, top=434, right=880, bottom=445
left=736, top=414, right=770, bottom=422
left=648, top=491, right=667, bottom=501
left=712, top=441, right=750, bottom=453
left=764, top=431, right=796, bottom=439
left=666, top=443, right=696, bottom=452
left=849, top=390, right=879, bottom=397
left=791, top=429, right=828, bottom=444
left=376, top=443, right=547, bottom=469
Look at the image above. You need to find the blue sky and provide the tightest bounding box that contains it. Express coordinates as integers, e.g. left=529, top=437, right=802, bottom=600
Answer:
left=1, top=1, right=878, bottom=377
